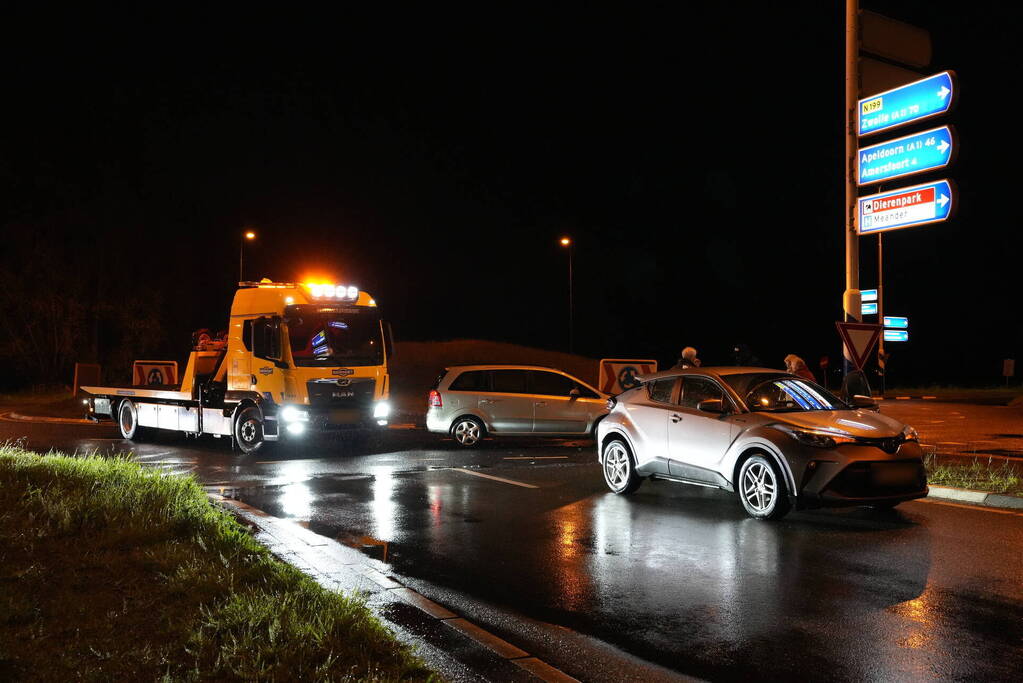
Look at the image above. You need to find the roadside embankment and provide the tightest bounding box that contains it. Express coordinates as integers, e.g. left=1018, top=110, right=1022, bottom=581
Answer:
left=0, top=445, right=436, bottom=681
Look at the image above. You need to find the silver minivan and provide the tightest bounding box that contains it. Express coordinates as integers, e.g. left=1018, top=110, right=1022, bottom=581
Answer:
left=427, top=365, right=609, bottom=447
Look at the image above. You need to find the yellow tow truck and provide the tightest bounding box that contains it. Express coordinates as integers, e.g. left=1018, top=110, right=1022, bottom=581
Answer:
left=83, top=279, right=393, bottom=453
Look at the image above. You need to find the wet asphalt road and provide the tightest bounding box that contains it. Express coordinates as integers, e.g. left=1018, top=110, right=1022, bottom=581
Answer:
left=3, top=415, right=1023, bottom=681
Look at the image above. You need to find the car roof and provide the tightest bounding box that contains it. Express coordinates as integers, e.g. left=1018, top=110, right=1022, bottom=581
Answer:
left=445, top=364, right=578, bottom=372
left=637, top=366, right=788, bottom=381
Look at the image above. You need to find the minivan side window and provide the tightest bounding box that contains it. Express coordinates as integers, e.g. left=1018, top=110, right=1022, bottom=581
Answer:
left=529, top=371, right=576, bottom=397
left=450, top=370, right=490, bottom=391
left=491, top=369, right=528, bottom=394
left=647, top=378, right=676, bottom=403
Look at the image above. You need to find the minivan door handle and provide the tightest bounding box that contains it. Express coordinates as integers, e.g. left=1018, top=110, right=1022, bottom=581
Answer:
left=480, top=399, right=496, bottom=404
left=671, top=413, right=683, bottom=423
left=534, top=401, right=547, bottom=407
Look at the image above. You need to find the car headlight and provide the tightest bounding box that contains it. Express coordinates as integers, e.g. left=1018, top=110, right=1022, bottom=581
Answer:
left=774, top=424, right=855, bottom=449
left=373, top=401, right=391, bottom=419
left=902, top=424, right=919, bottom=442
left=281, top=406, right=309, bottom=422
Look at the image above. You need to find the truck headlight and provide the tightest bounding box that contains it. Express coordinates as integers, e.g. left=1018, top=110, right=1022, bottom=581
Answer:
left=281, top=406, right=309, bottom=422
left=373, top=401, right=391, bottom=419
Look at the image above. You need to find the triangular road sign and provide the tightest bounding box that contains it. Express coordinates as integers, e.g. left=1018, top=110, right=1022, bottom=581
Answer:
left=835, top=322, right=882, bottom=370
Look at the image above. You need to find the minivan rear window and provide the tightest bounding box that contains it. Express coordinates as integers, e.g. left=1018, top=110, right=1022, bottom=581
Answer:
left=450, top=370, right=490, bottom=391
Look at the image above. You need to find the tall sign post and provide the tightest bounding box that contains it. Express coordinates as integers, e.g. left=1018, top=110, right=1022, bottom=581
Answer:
left=844, top=0, right=860, bottom=340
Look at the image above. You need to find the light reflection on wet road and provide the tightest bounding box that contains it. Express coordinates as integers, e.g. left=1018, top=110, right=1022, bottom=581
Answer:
left=4, top=419, right=1023, bottom=681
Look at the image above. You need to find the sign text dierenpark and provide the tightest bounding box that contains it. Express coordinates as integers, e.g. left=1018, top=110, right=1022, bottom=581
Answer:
left=858, top=125, right=954, bottom=185
left=858, top=179, right=953, bottom=235
left=859, top=71, right=955, bottom=137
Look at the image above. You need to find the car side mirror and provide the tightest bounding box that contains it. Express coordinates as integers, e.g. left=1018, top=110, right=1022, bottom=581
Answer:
left=851, top=394, right=879, bottom=411
left=697, top=398, right=726, bottom=414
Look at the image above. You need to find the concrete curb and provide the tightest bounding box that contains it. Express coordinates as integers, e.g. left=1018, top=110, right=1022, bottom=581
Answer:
left=208, top=493, right=580, bottom=683
left=927, top=485, right=1023, bottom=510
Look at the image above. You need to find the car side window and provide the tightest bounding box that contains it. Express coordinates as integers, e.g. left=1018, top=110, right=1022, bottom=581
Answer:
left=491, top=369, right=528, bottom=394
left=678, top=376, right=725, bottom=410
left=529, top=371, right=576, bottom=397
left=647, top=378, right=676, bottom=403
left=449, top=370, right=490, bottom=391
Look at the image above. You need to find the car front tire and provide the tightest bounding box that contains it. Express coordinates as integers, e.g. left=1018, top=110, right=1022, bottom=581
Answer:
left=737, top=454, right=791, bottom=520
left=602, top=438, right=642, bottom=494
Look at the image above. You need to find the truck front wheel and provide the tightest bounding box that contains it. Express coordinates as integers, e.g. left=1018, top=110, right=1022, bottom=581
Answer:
left=118, top=400, right=144, bottom=441
left=235, top=407, right=264, bottom=454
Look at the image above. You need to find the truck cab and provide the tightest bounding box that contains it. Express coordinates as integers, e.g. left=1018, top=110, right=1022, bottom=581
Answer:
left=83, top=279, right=393, bottom=453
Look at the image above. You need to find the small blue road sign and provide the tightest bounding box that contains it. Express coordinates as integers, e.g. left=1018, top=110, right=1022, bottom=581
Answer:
left=861, top=289, right=878, bottom=302
left=858, top=126, right=955, bottom=186
left=862, top=303, right=878, bottom=315
left=858, top=179, right=953, bottom=235
left=884, top=330, right=909, bottom=342
left=859, top=71, right=956, bottom=137
left=883, top=316, right=909, bottom=328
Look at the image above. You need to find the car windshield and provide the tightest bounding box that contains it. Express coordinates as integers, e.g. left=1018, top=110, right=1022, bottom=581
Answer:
left=284, top=304, right=383, bottom=367
left=723, top=373, right=848, bottom=412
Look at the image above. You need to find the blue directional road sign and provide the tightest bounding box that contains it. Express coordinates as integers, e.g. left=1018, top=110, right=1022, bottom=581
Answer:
left=858, top=179, right=953, bottom=235
left=884, top=330, right=909, bottom=342
left=861, top=302, right=878, bottom=315
left=861, top=289, right=878, bottom=302
left=858, top=126, right=955, bottom=186
left=859, top=71, right=955, bottom=137
left=884, top=316, right=909, bottom=328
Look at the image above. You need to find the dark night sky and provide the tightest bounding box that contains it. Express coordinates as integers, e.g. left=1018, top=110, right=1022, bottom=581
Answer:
left=2, top=2, right=1020, bottom=386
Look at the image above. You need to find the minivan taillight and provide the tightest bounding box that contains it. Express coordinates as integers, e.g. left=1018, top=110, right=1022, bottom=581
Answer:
left=428, top=390, right=443, bottom=408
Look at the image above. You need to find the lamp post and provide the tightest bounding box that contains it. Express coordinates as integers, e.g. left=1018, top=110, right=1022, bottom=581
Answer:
left=560, top=236, right=573, bottom=353
left=240, top=231, right=255, bottom=283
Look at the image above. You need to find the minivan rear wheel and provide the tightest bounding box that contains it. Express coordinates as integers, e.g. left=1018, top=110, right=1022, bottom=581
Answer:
left=451, top=417, right=485, bottom=447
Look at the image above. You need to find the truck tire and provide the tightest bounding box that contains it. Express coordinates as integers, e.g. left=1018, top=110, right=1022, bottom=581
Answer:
left=118, top=400, right=144, bottom=441
left=235, top=407, right=264, bottom=454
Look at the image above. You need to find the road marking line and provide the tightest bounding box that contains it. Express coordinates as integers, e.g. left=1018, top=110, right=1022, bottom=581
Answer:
left=443, top=618, right=529, bottom=659
left=503, top=456, right=569, bottom=460
left=896, top=396, right=911, bottom=400
left=455, top=469, right=539, bottom=489
left=922, top=396, right=938, bottom=399
left=937, top=442, right=966, bottom=445
left=919, top=499, right=1023, bottom=516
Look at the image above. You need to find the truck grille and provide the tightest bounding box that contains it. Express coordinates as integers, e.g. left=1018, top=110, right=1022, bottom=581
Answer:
left=307, top=378, right=375, bottom=409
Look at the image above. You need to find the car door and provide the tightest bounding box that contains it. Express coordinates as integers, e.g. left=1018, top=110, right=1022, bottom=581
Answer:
left=667, top=375, right=738, bottom=482
left=530, top=370, right=597, bottom=433
left=625, top=376, right=678, bottom=474
left=483, top=369, right=534, bottom=433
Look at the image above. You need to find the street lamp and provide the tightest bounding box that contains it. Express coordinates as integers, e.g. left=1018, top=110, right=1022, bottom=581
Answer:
left=560, top=236, right=573, bottom=353
left=240, top=231, right=256, bottom=283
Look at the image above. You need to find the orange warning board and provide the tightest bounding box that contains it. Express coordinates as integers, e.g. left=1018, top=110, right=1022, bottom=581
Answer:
left=599, top=358, right=657, bottom=395
left=133, top=360, right=178, bottom=387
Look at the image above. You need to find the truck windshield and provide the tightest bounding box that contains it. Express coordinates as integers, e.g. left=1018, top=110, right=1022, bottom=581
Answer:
left=284, top=305, right=384, bottom=367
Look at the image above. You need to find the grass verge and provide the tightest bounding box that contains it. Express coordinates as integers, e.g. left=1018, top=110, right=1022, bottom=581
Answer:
left=924, top=453, right=1023, bottom=497
left=0, top=445, right=435, bottom=681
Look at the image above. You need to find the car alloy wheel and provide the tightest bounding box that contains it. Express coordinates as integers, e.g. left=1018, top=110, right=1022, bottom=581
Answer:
left=738, top=455, right=791, bottom=519
left=452, top=418, right=483, bottom=447
left=602, top=439, right=642, bottom=494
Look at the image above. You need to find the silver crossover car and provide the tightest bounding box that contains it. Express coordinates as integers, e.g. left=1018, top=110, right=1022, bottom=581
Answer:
left=427, top=365, right=609, bottom=447
left=596, top=367, right=927, bottom=519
